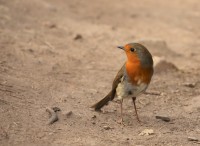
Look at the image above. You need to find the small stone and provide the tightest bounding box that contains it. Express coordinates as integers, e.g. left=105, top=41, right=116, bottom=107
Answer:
left=183, top=83, right=196, bottom=88
left=65, top=111, right=73, bottom=117
left=92, top=115, right=96, bottom=119
left=28, top=48, right=34, bottom=53
left=139, top=129, right=154, bottom=136
left=74, top=34, right=82, bottom=40
left=103, top=126, right=111, bottom=130
left=44, top=22, right=57, bottom=28
left=188, top=136, right=198, bottom=141
left=156, top=115, right=170, bottom=122
left=48, top=24, right=56, bottom=28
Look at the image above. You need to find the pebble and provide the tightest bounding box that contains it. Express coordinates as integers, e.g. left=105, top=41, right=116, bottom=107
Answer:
left=74, top=34, right=83, bottom=40
left=92, top=115, right=97, bottom=119
left=139, top=129, right=154, bottom=136
left=65, top=111, right=73, bottom=117
left=183, top=83, right=196, bottom=88
left=155, top=115, right=170, bottom=122
left=188, top=136, right=198, bottom=141
left=103, top=125, right=111, bottom=130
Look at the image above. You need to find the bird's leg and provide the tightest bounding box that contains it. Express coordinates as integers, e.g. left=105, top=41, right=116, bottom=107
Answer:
left=117, top=99, right=125, bottom=125
left=132, top=97, right=140, bottom=123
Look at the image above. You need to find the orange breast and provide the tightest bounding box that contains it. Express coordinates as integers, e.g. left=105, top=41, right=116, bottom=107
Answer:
left=126, top=61, right=153, bottom=85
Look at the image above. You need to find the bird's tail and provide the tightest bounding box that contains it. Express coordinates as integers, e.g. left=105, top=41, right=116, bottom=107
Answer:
left=91, top=90, right=115, bottom=111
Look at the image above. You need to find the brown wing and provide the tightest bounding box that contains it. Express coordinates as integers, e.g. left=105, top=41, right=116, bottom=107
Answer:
left=110, top=63, right=125, bottom=100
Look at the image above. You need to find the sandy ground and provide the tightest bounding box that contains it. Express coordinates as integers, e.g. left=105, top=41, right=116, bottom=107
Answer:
left=0, top=0, right=200, bottom=145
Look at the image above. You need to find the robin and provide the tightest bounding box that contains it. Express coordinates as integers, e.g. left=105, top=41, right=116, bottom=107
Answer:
left=91, top=43, right=154, bottom=124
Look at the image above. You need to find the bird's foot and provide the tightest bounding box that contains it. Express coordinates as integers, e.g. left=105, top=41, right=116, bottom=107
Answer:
left=117, top=118, right=125, bottom=126
left=136, top=117, right=141, bottom=123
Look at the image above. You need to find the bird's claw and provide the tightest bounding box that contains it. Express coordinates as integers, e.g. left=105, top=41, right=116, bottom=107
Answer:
left=117, top=118, right=125, bottom=126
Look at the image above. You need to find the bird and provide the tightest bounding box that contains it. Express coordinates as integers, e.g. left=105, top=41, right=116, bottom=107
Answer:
left=91, top=43, right=154, bottom=124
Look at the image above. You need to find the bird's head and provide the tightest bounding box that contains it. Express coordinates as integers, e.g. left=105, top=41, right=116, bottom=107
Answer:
left=118, top=43, right=153, bottom=68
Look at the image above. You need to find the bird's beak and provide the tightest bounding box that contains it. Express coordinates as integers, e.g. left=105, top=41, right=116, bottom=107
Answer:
left=117, top=46, right=124, bottom=50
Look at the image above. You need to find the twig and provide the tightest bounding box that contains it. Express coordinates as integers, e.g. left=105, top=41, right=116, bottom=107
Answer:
left=44, top=41, right=55, bottom=50
left=46, top=107, right=58, bottom=125
left=144, top=91, right=161, bottom=96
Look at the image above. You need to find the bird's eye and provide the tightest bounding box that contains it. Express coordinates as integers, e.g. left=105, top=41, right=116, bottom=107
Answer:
left=130, top=48, right=135, bottom=52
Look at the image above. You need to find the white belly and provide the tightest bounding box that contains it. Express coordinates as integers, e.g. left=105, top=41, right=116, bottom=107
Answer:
left=116, top=81, right=148, bottom=100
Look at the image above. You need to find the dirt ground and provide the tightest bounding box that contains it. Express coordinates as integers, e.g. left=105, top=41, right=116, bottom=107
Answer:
left=0, top=0, right=200, bottom=145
